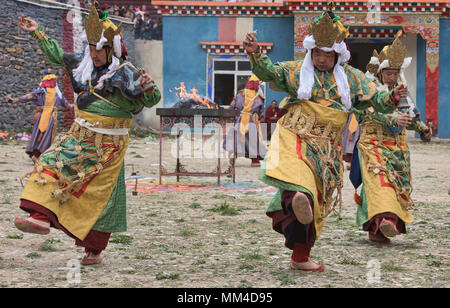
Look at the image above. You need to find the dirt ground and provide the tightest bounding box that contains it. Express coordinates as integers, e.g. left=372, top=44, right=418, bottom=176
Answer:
left=0, top=134, right=448, bottom=288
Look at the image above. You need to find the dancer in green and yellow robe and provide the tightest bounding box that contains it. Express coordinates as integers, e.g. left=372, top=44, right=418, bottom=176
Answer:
left=243, top=7, right=410, bottom=271
left=350, top=34, right=432, bottom=244
left=14, top=4, right=161, bottom=265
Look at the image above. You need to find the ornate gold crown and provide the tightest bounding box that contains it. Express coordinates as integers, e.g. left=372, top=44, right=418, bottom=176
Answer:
left=366, top=49, right=381, bottom=75
left=84, top=1, right=122, bottom=47
left=366, top=32, right=407, bottom=74
left=378, top=36, right=407, bottom=69
left=308, top=8, right=349, bottom=48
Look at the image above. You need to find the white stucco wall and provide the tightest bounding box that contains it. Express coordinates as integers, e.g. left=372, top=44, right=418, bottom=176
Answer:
left=402, top=33, right=417, bottom=104
left=133, top=39, right=164, bottom=131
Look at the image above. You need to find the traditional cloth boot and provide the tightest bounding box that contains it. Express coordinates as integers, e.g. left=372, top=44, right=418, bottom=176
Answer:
left=292, top=192, right=313, bottom=224
left=368, top=231, right=391, bottom=244
left=290, top=243, right=325, bottom=272
left=379, top=218, right=401, bottom=238
left=14, top=215, right=50, bottom=235
left=82, top=248, right=102, bottom=265
left=250, top=158, right=260, bottom=167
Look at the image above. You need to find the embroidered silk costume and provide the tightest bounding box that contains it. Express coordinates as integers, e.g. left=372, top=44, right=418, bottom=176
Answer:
left=350, top=35, right=430, bottom=241
left=15, top=5, right=161, bottom=260
left=15, top=71, right=71, bottom=160
left=249, top=8, right=400, bottom=267
left=223, top=75, right=267, bottom=166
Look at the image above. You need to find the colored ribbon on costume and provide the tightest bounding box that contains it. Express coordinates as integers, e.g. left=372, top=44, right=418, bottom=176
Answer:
left=348, top=113, right=359, bottom=141
left=239, top=88, right=258, bottom=136
left=38, top=87, right=56, bottom=133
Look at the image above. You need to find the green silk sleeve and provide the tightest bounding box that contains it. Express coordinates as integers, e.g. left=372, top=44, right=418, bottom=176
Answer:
left=141, top=85, right=161, bottom=109
left=249, top=50, right=299, bottom=98
left=407, top=116, right=428, bottom=133
left=30, top=27, right=65, bottom=67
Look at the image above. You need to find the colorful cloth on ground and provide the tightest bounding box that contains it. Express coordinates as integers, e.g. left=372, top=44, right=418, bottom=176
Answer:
left=18, top=87, right=70, bottom=156
left=125, top=176, right=276, bottom=195
left=251, top=51, right=397, bottom=240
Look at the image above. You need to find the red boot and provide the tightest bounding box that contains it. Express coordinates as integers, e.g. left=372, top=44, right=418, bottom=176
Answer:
left=290, top=243, right=324, bottom=272
left=14, top=212, right=50, bottom=235
left=250, top=158, right=260, bottom=167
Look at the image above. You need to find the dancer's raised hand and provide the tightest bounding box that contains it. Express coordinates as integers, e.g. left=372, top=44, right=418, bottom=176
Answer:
left=243, top=32, right=259, bottom=54
left=18, top=15, right=39, bottom=32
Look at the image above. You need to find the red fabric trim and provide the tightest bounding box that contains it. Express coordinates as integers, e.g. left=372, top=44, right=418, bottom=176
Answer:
left=291, top=243, right=310, bottom=263
left=296, top=136, right=303, bottom=160
left=373, top=144, right=394, bottom=189
left=39, top=79, right=57, bottom=88
left=38, top=144, right=121, bottom=198
left=20, top=199, right=111, bottom=250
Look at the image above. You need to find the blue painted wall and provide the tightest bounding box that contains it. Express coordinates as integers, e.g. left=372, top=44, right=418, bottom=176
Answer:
left=163, top=16, right=218, bottom=107
left=438, top=19, right=450, bottom=139
left=253, top=17, right=295, bottom=110
left=162, top=16, right=294, bottom=111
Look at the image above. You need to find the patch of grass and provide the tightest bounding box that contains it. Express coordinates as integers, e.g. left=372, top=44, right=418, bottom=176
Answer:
left=7, top=234, right=23, bottom=240
left=207, top=201, right=240, bottom=216
left=238, top=251, right=266, bottom=261
left=237, top=280, right=253, bottom=288
left=192, top=259, right=206, bottom=266
left=187, top=202, right=202, bottom=209
left=239, top=263, right=255, bottom=271
left=381, top=261, right=405, bottom=272
left=192, top=242, right=204, bottom=249
left=179, top=228, right=196, bottom=237
left=155, top=272, right=180, bottom=280
left=339, top=257, right=362, bottom=265
left=403, top=242, right=420, bottom=249
left=110, top=234, right=133, bottom=245
left=25, top=252, right=42, bottom=259
left=427, top=260, right=443, bottom=267
left=39, top=239, right=58, bottom=252
left=133, top=155, right=144, bottom=158
left=134, top=253, right=152, bottom=260
left=275, top=272, right=296, bottom=286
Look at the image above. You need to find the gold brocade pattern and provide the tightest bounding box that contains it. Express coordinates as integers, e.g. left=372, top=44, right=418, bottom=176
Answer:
left=358, top=119, right=414, bottom=210
left=281, top=102, right=347, bottom=220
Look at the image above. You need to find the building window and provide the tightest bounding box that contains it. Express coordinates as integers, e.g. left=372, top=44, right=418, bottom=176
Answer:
left=207, top=55, right=265, bottom=106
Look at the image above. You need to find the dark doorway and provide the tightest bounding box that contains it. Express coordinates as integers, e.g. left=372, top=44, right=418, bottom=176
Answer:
left=348, top=41, right=389, bottom=72
left=214, top=74, right=234, bottom=106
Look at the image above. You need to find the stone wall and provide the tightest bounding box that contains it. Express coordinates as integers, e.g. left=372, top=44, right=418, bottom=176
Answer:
left=0, top=0, right=135, bottom=132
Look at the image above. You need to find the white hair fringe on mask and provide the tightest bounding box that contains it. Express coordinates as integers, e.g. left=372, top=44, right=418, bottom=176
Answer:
left=368, top=55, right=412, bottom=86
left=72, top=30, right=122, bottom=89
left=297, top=35, right=352, bottom=112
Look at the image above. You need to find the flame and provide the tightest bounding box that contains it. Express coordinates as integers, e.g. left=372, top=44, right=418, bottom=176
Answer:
left=173, top=82, right=217, bottom=109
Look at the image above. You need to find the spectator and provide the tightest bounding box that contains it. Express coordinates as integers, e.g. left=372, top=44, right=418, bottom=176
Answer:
left=134, top=13, right=144, bottom=40
left=143, top=14, right=154, bottom=40
left=265, top=100, right=281, bottom=140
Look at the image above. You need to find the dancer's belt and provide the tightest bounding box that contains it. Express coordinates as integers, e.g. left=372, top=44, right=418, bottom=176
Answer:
left=74, top=117, right=130, bottom=136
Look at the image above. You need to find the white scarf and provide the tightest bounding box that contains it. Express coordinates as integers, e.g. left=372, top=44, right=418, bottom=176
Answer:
left=72, top=30, right=123, bottom=89
left=297, top=35, right=352, bottom=112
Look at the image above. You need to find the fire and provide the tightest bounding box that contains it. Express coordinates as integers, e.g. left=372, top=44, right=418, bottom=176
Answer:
left=173, top=82, right=217, bottom=109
